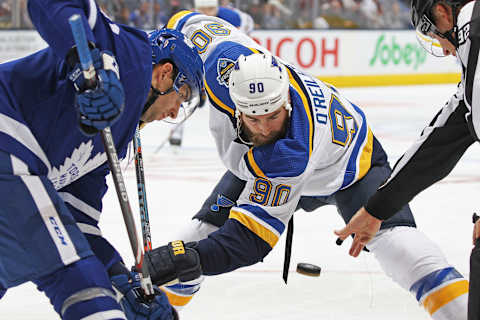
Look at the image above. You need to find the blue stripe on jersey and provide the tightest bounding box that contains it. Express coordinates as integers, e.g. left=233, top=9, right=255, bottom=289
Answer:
left=244, top=68, right=315, bottom=178
left=205, top=80, right=236, bottom=125
left=243, top=151, right=259, bottom=177
left=409, top=267, right=464, bottom=302
left=168, top=283, right=197, bottom=290
left=217, top=7, right=241, bottom=28
left=176, top=12, right=200, bottom=31
left=341, top=102, right=368, bottom=189
left=236, top=204, right=285, bottom=235
left=166, top=10, right=199, bottom=30
left=286, top=65, right=315, bottom=155
left=0, top=132, right=48, bottom=175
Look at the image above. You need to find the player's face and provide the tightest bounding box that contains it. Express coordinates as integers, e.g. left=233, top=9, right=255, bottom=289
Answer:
left=430, top=4, right=456, bottom=56
left=141, top=64, right=192, bottom=123
left=240, top=106, right=289, bottom=147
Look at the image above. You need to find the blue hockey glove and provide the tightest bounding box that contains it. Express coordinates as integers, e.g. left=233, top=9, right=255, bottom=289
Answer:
left=68, top=46, right=125, bottom=136
left=110, top=267, right=177, bottom=320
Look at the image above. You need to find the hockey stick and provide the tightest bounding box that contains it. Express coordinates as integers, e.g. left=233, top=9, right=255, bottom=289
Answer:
left=68, top=14, right=154, bottom=296
left=133, top=125, right=153, bottom=252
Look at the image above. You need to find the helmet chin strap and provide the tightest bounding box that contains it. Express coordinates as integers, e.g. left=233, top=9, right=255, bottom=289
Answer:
left=235, top=101, right=292, bottom=146
left=443, top=3, right=462, bottom=48
left=235, top=113, right=253, bottom=146
left=141, top=85, right=175, bottom=115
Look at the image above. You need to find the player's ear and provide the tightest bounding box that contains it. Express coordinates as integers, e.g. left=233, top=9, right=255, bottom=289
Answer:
left=161, top=62, right=174, bottom=80
left=433, top=3, right=450, bottom=21
left=151, top=64, right=162, bottom=87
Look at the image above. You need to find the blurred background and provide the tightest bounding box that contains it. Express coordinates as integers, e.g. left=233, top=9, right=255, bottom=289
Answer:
left=0, top=0, right=412, bottom=31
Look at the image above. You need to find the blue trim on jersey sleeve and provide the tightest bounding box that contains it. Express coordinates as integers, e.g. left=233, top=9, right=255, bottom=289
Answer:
left=0, top=132, right=49, bottom=175
left=237, top=204, right=286, bottom=235
left=246, top=89, right=312, bottom=178
left=246, top=65, right=315, bottom=179
left=243, top=151, right=256, bottom=176
left=217, top=7, right=241, bottom=27
left=341, top=102, right=367, bottom=188
left=176, top=12, right=200, bottom=31
left=196, top=218, right=273, bottom=275
left=409, top=267, right=463, bottom=302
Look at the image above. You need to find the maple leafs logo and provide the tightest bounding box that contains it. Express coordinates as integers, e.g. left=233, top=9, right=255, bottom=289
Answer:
left=49, top=141, right=106, bottom=190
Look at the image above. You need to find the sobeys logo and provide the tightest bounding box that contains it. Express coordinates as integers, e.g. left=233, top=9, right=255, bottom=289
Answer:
left=369, top=34, right=426, bottom=70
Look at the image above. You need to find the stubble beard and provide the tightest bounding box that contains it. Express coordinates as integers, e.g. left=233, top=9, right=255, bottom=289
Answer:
left=241, top=119, right=288, bottom=147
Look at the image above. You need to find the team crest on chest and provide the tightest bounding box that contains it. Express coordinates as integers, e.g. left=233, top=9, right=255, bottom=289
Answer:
left=48, top=140, right=106, bottom=190
left=216, top=58, right=235, bottom=87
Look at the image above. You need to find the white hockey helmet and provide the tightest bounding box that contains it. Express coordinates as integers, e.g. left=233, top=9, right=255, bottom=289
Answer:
left=194, top=0, right=219, bottom=8
left=229, top=53, right=291, bottom=117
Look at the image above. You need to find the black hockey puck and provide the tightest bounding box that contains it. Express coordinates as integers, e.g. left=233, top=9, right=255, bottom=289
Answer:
left=296, top=263, right=321, bottom=277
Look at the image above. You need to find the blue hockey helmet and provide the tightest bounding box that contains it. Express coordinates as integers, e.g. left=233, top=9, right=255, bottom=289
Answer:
left=148, top=28, right=206, bottom=121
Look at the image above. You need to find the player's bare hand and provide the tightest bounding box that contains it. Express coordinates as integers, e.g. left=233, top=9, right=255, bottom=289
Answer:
left=334, top=207, right=382, bottom=257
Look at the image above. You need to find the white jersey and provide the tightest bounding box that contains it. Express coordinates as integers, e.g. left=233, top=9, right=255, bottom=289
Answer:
left=366, top=1, right=480, bottom=219
left=455, top=1, right=480, bottom=137
left=167, top=11, right=373, bottom=247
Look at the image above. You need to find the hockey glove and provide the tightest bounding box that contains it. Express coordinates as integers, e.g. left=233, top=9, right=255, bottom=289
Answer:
left=110, top=263, right=178, bottom=320
left=145, top=241, right=202, bottom=286
left=67, top=45, right=125, bottom=135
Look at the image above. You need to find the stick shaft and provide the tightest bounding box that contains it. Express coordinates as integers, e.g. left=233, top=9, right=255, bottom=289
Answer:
left=133, top=126, right=153, bottom=252
left=68, top=14, right=154, bottom=295
left=68, top=14, right=96, bottom=84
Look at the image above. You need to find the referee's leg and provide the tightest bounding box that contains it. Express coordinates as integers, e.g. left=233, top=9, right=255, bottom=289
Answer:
left=469, top=238, right=480, bottom=320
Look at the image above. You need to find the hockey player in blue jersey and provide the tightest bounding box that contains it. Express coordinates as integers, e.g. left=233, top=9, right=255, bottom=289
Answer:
left=0, top=1, right=204, bottom=319
left=139, top=11, right=469, bottom=319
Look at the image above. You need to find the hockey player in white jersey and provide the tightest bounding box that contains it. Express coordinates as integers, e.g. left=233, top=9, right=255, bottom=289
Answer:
left=193, top=0, right=254, bottom=35
left=0, top=1, right=205, bottom=319
left=142, top=10, right=468, bottom=319
left=333, top=0, right=480, bottom=319
left=168, top=0, right=254, bottom=147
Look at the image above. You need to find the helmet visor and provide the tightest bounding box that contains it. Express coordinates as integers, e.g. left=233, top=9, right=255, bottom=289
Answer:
left=162, top=81, right=205, bottom=124
left=415, top=15, right=447, bottom=57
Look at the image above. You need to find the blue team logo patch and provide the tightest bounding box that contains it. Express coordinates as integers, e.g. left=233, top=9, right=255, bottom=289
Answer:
left=210, top=194, right=236, bottom=212
left=216, top=58, right=235, bottom=88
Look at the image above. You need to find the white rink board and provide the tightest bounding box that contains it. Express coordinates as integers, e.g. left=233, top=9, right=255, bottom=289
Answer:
left=250, top=29, right=460, bottom=77
left=1, top=83, right=478, bottom=319
left=0, top=29, right=460, bottom=78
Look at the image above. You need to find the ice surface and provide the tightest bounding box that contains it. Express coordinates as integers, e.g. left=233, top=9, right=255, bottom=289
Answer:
left=2, top=84, right=477, bottom=319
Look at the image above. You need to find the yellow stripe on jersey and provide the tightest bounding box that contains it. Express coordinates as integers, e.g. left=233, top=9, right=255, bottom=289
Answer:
left=249, top=48, right=261, bottom=54
left=285, top=68, right=314, bottom=156
left=247, top=148, right=266, bottom=178
left=422, top=280, right=469, bottom=316
left=160, top=287, right=194, bottom=307
left=205, top=80, right=235, bottom=117
left=229, top=209, right=279, bottom=248
left=357, top=127, right=373, bottom=181
left=166, top=10, right=192, bottom=29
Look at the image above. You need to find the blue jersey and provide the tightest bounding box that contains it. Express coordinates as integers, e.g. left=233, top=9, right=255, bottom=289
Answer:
left=0, top=0, right=152, bottom=268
